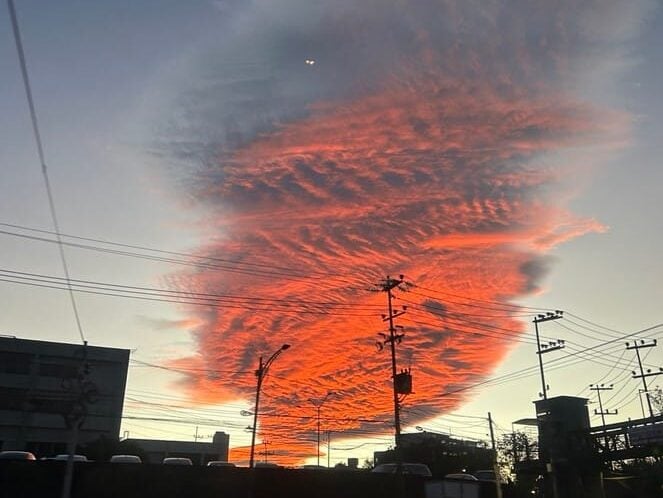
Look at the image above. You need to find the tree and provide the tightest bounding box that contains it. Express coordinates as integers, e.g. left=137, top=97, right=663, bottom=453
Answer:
left=498, top=431, right=538, bottom=468
left=648, top=388, right=663, bottom=415
left=497, top=432, right=539, bottom=498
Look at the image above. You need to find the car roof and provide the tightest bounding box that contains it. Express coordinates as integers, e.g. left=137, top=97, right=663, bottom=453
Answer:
left=445, top=473, right=479, bottom=480
left=0, top=451, right=36, bottom=460
left=372, top=463, right=432, bottom=476
left=54, top=454, right=88, bottom=461
left=110, top=455, right=142, bottom=462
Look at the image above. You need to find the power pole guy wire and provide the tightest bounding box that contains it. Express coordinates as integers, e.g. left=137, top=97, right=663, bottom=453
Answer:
left=7, top=0, right=86, bottom=344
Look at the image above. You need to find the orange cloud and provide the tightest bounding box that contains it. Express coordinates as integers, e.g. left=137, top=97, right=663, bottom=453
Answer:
left=159, top=0, right=640, bottom=465
left=165, top=77, right=621, bottom=465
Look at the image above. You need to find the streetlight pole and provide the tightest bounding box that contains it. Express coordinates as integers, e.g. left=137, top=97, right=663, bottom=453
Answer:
left=310, top=391, right=334, bottom=466
left=249, top=344, right=290, bottom=469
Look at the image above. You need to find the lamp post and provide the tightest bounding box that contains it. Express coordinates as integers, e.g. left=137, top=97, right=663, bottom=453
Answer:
left=249, top=344, right=290, bottom=468
left=309, top=391, right=334, bottom=466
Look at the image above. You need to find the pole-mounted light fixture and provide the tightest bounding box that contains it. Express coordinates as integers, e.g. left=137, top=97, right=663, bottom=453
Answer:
left=249, top=344, right=290, bottom=468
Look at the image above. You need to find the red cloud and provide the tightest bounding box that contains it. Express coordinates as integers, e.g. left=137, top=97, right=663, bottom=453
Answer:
left=163, top=72, right=624, bottom=465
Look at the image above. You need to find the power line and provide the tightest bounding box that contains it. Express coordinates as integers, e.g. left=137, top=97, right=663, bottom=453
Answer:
left=129, top=359, right=252, bottom=376
left=7, top=0, right=85, bottom=344
left=563, top=312, right=625, bottom=336
left=117, top=323, right=663, bottom=457
left=398, top=297, right=556, bottom=342
left=399, top=298, right=538, bottom=319
left=0, top=223, right=367, bottom=289
left=430, top=323, right=663, bottom=399
left=409, top=283, right=557, bottom=313
left=0, top=269, right=381, bottom=316
left=0, top=268, right=381, bottom=310
left=401, top=315, right=536, bottom=346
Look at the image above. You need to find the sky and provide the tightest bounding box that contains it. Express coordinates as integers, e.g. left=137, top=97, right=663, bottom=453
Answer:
left=1, top=0, right=662, bottom=466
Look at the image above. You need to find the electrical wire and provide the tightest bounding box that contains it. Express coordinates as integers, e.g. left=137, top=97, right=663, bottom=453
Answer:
left=0, top=269, right=381, bottom=316
left=0, top=224, right=367, bottom=289
left=427, top=323, right=663, bottom=399
left=407, top=283, right=557, bottom=313
left=7, top=0, right=86, bottom=343
left=563, top=312, right=625, bottom=336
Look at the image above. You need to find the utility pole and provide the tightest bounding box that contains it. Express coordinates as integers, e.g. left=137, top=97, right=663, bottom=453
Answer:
left=61, top=343, right=97, bottom=498
left=375, top=275, right=410, bottom=466
left=589, top=384, right=618, bottom=452
left=638, top=389, right=647, bottom=419
left=533, top=311, right=564, bottom=400
left=262, top=440, right=269, bottom=463
left=533, top=312, right=563, bottom=498
left=488, top=413, right=503, bottom=498
left=310, top=391, right=334, bottom=466
left=193, top=426, right=212, bottom=444
left=327, top=431, right=331, bottom=468
left=626, top=339, right=661, bottom=419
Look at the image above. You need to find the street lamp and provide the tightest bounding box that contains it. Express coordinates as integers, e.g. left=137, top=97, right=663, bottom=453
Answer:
left=249, top=344, right=290, bottom=468
left=309, top=391, right=335, bottom=466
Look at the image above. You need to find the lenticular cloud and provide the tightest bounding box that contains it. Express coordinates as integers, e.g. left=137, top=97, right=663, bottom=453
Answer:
left=160, top=0, right=645, bottom=463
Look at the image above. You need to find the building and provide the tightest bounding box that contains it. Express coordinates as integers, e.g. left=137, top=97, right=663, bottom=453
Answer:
left=0, top=336, right=129, bottom=456
left=534, top=395, right=602, bottom=498
left=374, top=431, right=493, bottom=477
left=127, top=431, right=230, bottom=464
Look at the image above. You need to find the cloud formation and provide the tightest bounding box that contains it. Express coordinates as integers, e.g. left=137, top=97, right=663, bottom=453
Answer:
left=158, top=0, right=650, bottom=464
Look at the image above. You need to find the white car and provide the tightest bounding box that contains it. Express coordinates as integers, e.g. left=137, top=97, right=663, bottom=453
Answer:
left=371, top=463, right=432, bottom=477
left=162, top=457, right=193, bottom=465
left=54, top=454, right=88, bottom=462
left=207, top=461, right=235, bottom=467
left=110, top=455, right=142, bottom=463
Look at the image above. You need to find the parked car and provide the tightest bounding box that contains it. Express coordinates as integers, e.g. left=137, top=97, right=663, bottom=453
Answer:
left=0, top=451, right=36, bottom=461
left=207, top=461, right=235, bottom=467
left=54, top=454, right=88, bottom=462
left=254, top=462, right=280, bottom=468
left=110, top=455, right=142, bottom=463
left=371, top=463, right=432, bottom=477
left=444, top=473, right=478, bottom=481
left=162, top=457, right=193, bottom=465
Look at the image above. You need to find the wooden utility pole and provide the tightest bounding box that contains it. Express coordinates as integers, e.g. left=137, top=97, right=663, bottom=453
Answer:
left=488, top=412, right=503, bottom=498
left=533, top=311, right=564, bottom=400
left=626, top=340, right=660, bottom=419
